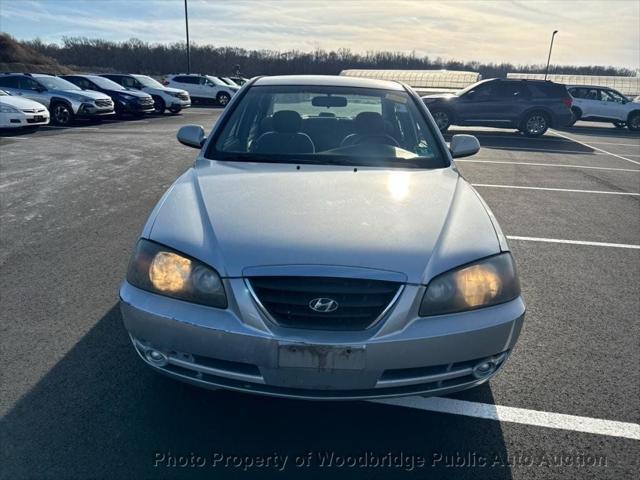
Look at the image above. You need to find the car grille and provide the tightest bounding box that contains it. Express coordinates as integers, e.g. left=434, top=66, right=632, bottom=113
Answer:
left=95, top=98, right=113, bottom=107
left=139, top=97, right=154, bottom=106
left=176, top=92, right=189, bottom=101
left=248, top=276, right=402, bottom=330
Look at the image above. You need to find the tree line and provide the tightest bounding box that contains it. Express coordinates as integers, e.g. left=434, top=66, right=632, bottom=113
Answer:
left=22, top=36, right=636, bottom=78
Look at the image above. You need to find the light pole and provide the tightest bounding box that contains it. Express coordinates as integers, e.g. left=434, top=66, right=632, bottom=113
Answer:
left=544, top=30, right=558, bottom=80
left=184, top=0, right=191, bottom=74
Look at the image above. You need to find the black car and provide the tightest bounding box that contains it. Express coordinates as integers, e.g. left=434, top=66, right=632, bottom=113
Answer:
left=60, top=74, right=155, bottom=117
left=422, top=78, right=573, bottom=136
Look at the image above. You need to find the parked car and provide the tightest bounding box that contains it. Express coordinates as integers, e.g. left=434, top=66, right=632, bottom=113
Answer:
left=422, top=78, right=573, bottom=136
left=163, top=74, right=239, bottom=106
left=0, top=89, right=49, bottom=129
left=120, top=75, right=525, bottom=400
left=567, top=85, right=640, bottom=131
left=100, top=74, right=190, bottom=114
left=61, top=74, right=155, bottom=117
left=0, top=73, right=114, bottom=126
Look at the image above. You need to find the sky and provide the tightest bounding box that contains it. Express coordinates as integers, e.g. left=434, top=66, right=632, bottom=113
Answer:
left=1, top=0, right=639, bottom=69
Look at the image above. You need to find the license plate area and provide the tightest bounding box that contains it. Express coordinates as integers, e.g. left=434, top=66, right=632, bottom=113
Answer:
left=278, top=343, right=366, bottom=370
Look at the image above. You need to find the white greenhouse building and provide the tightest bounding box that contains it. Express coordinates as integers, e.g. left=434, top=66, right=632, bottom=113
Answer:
left=339, top=69, right=481, bottom=95
left=507, top=73, right=640, bottom=97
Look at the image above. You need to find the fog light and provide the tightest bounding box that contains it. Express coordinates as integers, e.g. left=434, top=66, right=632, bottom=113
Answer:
left=145, top=349, right=168, bottom=367
left=472, top=360, right=496, bottom=379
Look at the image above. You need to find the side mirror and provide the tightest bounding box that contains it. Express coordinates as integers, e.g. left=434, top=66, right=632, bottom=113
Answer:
left=450, top=134, right=480, bottom=159
left=177, top=125, right=206, bottom=149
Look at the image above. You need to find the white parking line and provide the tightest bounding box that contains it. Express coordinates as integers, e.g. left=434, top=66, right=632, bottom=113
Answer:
left=472, top=184, right=640, bottom=196
left=371, top=397, right=640, bottom=440
left=583, top=141, right=640, bottom=147
left=506, top=236, right=640, bottom=249
left=457, top=159, right=640, bottom=172
left=487, top=145, right=607, bottom=155
left=550, top=129, right=640, bottom=166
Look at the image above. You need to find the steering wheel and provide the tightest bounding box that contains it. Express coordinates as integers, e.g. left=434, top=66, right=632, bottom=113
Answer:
left=353, top=134, right=400, bottom=147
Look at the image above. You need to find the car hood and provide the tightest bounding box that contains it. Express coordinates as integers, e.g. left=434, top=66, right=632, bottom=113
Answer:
left=422, top=93, right=458, bottom=102
left=110, top=89, right=150, bottom=98
left=52, top=89, right=111, bottom=101
left=146, top=162, right=501, bottom=284
left=0, top=95, right=47, bottom=110
left=142, top=86, right=186, bottom=95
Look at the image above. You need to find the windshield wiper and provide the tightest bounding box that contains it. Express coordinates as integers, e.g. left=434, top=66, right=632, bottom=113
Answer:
left=213, top=154, right=320, bottom=165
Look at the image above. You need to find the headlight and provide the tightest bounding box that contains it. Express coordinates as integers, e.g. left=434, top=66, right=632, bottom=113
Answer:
left=419, top=253, right=520, bottom=316
left=0, top=105, right=20, bottom=113
left=126, top=239, right=227, bottom=308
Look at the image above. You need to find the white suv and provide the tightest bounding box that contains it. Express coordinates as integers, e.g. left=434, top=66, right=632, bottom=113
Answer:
left=567, top=85, right=640, bottom=130
left=163, top=74, right=239, bottom=106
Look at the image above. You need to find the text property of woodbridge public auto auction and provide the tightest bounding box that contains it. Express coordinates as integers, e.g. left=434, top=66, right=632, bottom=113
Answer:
left=153, top=450, right=608, bottom=472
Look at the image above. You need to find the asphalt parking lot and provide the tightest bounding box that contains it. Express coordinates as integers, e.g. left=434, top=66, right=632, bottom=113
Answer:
left=1, top=109, right=638, bottom=479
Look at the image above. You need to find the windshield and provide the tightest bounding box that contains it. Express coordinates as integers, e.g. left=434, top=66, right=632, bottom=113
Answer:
left=205, top=75, right=228, bottom=86
left=208, top=85, right=446, bottom=169
left=221, top=77, right=238, bottom=86
left=132, top=75, right=163, bottom=88
left=36, top=76, right=81, bottom=91
left=455, top=79, right=489, bottom=96
left=87, top=75, right=125, bottom=90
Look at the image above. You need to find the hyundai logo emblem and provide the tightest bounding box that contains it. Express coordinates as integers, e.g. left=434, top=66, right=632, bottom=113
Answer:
left=308, top=297, right=339, bottom=313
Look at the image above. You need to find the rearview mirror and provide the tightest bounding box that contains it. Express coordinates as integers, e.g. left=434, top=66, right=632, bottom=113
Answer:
left=312, top=95, right=347, bottom=108
left=177, top=125, right=206, bottom=149
left=450, top=134, right=480, bottom=159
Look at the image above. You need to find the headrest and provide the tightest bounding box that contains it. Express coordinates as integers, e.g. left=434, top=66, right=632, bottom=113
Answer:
left=259, top=115, right=273, bottom=132
left=354, top=112, right=385, bottom=135
left=273, top=110, right=302, bottom=133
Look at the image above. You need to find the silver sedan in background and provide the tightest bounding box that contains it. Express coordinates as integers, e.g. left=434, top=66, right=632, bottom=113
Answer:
left=120, top=75, right=525, bottom=400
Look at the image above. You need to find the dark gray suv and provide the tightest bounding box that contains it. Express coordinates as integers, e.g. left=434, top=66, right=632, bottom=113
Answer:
left=422, top=79, right=573, bottom=136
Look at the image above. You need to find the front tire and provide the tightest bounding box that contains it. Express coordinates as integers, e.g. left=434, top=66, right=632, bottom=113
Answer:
left=430, top=109, right=451, bottom=133
left=51, top=102, right=75, bottom=126
left=627, top=112, right=640, bottom=131
left=152, top=96, right=166, bottom=114
left=217, top=92, right=231, bottom=107
left=521, top=111, right=549, bottom=137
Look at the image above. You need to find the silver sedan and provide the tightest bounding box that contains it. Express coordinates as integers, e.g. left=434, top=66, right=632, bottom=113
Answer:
left=120, top=75, right=525, bottom=400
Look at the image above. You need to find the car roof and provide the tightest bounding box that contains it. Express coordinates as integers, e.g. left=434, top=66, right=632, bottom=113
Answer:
left=253, top=75, right=405, bottom=91
left=566, top=85, right=613, bottom=89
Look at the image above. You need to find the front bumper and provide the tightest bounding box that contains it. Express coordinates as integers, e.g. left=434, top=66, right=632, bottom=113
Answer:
left=119, top=100, right=155, bottom=114
left=120, top=280, right=524, bottom=400
left=168, top=98, right=191, bottom=110
left=76, top=102, right=115, bottom=118
left=1, top=111, right=50, bottom=128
